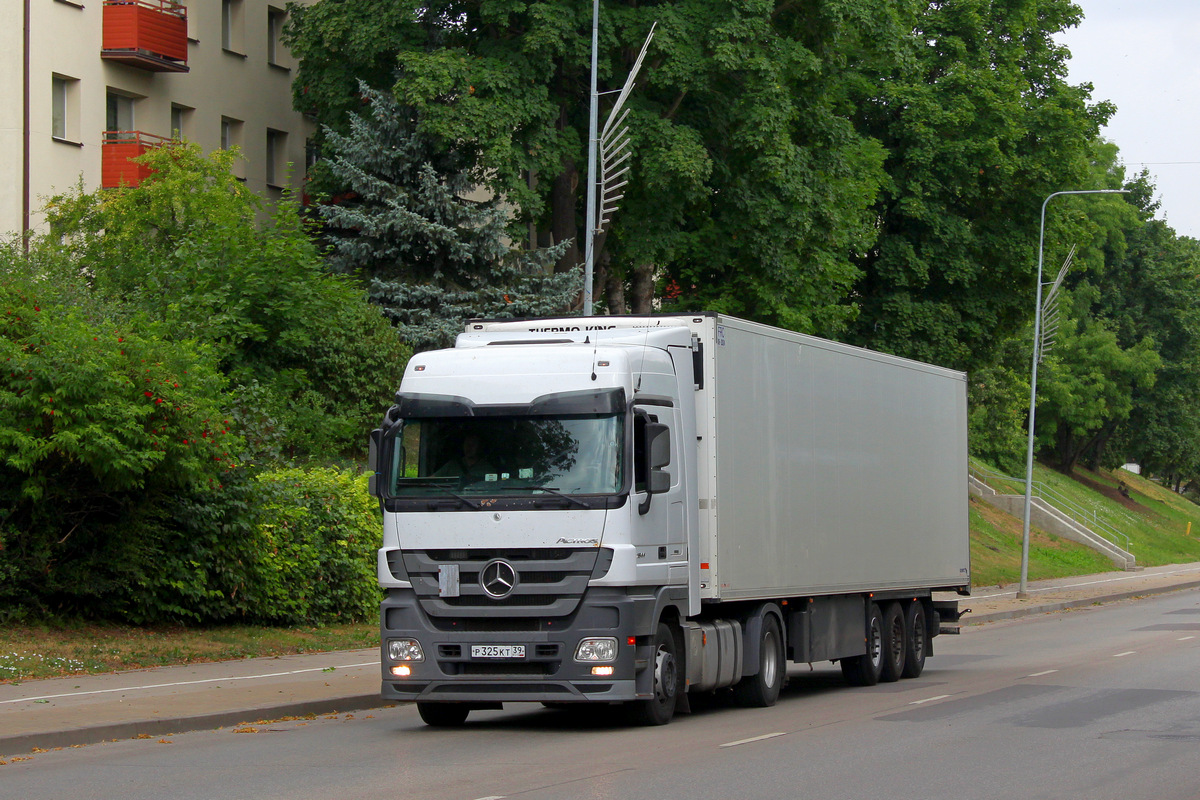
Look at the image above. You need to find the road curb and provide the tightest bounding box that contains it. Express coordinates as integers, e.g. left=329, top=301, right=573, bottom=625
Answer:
left=961, top=578, right=1200, bottom=625
left=0, top=694, right=389, bottom=756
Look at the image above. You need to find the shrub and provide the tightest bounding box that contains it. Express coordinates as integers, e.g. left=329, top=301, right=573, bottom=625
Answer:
left=248, top=467, right=382, bottom=624
left=0, top=276, right=240, bottom=613
left=41, top=142, right=410, bottom=463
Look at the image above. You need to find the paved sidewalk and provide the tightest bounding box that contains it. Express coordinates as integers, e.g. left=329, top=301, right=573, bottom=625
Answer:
left=946, top=561, right=1200, bottom=624
left=0, top=648, right=384, bottom=755
left=3, top=562, right=1200, bottom=755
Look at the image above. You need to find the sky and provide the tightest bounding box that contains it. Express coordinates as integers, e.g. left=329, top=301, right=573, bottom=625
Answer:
left=1058, top=0, right=1200, bottom=238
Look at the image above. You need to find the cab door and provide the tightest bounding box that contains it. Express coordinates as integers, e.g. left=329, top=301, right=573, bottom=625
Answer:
left=630, top=402, right=685, bottom=557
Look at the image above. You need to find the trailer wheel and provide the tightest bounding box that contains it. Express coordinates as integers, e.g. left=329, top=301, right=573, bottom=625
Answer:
left=840, top=602, right=884, bottom=686
left=626, top=623, right=680, bottom=726
left=732, top=613, right=785, bottom=708
left=901, top=601, right=927, bottom=679
left=417, top=702, right=470, bottom=727
left=879, top=602, right=906, bottom=683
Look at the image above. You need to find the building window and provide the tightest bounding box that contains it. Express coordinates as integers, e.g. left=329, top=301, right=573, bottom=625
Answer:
left=266, top=129, right=288, bottom=187
left=220, top=116, right=243, bottom=151
left=267, top=7, right=287, bottom=66
left=106, top=90, right=136, bottom=140
left=221, top=0, right=244, bottom=53
left=52, top=75, right=80, bottom=142
left=220, top=116, right=245, bottom=178
left=170, top=104, right=193, bottom=140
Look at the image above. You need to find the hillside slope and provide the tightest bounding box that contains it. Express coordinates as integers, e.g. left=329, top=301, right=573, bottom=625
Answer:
left=969, top=463, right=1200, bottom=587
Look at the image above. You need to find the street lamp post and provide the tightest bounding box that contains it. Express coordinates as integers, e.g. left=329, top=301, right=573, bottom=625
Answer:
left=1018, top=189, right=1127, bottom=598
left=582, top=0, right=600, bottom=314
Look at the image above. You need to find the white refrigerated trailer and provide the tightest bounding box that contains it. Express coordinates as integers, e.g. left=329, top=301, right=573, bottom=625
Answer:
left=369, top=313, right=970, bottom=725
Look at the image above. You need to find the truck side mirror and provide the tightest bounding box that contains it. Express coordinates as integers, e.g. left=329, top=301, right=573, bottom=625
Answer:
left=648, top=423, right=671, bottom=471
left=368, top=428, right=383, bottom=498
left=639, top=422, right=671, bottom=515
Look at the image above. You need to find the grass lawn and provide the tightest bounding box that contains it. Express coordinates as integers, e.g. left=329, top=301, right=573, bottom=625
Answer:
left=0, top=621, right=377, bottom=683
left=969, top=496, right=1117, bottom=587
left=970, top=460, right=1200, bottom=580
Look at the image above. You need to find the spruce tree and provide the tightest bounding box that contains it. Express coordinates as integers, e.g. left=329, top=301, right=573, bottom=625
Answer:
left=319, top=84, right=577, bottom=351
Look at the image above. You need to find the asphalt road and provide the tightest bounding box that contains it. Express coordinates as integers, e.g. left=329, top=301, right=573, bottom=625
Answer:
left=4, top=590, right=1200, bottom=800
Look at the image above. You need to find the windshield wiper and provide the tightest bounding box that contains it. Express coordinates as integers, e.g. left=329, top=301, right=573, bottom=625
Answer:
left=395, top=480, right=481, bottom=510
left=528, top=486, right=591, bottom=509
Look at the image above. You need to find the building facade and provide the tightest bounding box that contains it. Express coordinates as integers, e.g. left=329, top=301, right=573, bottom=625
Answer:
left=2, top=0, right=314, bottom=237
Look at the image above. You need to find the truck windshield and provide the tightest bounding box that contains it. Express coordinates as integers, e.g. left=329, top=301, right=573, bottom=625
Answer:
left=387, top=413, right=624, bottom=498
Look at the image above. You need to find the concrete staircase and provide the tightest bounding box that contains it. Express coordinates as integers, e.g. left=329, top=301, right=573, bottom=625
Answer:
left=969, top=473, right=1138, bottom=571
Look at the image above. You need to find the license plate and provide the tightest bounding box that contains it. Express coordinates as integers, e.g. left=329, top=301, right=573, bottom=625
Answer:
left=471, top=645, right=525, bottom=659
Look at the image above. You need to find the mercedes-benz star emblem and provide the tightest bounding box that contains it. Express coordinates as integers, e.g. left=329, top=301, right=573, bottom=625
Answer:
left=480, top=559, right=518, bottom=599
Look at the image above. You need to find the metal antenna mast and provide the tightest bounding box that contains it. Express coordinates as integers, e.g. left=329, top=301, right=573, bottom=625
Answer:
left=582, top=4, right=655, bottom=313
left=1038, top=244, right=1075, bottom=362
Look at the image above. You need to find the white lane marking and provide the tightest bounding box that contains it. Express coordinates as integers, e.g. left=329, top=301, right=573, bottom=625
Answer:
left=0, top=662, right=379, bottom=705
left=968, top=566, right=1200, bottom=600
left=909, top=694, right=951, bottom=705
left=1179, top=636, right=1196, bottom=641
left=720, top=732, right=788, bottom=748
left=1113, top=651, right=1136, bottom=658
left=473, top=796, right=507, bottom=799
left=1026, top=669, right=1059, bottom=678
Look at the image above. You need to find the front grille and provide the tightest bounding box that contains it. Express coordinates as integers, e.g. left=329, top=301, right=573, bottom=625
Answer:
left=403, top=548, right=604, bottom=618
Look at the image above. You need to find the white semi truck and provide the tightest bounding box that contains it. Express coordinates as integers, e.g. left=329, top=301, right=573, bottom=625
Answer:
left=368, top=314, right=970, bottom=726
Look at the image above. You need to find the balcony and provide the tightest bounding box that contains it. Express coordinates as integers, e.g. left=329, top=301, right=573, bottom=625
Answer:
left=102, top=131, right=171, bottom=188
left=101, top=0, right=189, bottom=73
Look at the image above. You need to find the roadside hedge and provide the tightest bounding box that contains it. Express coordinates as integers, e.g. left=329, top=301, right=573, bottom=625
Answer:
left=245, top=467, right=382, bottom=625
left=0, top=464, right=382, bottom=625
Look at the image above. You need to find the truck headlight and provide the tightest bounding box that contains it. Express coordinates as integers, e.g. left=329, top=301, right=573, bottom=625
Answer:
left=387, top=638, right=425, bottom=662
left=574, top=637, right=618, bottom=662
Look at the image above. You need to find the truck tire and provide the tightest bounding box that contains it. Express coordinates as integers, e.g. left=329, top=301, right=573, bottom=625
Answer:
left=417, top=702, right=470, bottom=727
left=626, top=623, right=680, bottom=726
left=901, top=601, right=927, bottom=678
left=880, top=602, right=906, bottom=683
left=732, top=613, right=785, bottom=708
left=840, top=602, right=884, bottom=686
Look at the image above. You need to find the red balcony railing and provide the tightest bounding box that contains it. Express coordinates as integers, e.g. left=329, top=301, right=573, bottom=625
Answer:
left=101, top=0, right=189, bottom=73
left=101, top=131, right=171, bottom=188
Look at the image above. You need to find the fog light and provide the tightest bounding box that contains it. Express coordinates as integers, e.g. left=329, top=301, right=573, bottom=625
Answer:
left=574, top=637, right=618, bottom=662
left=391, top=665, right=412, bottom=677
left=591, top=666, right=615, bottom=676
left=387, top=638, right=425, bottom=662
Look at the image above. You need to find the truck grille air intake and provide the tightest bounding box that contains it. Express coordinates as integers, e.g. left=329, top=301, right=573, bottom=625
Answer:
left=397, top=548, right=606, bottom=618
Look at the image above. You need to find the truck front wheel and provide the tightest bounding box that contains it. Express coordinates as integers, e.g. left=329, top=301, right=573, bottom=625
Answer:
left=417, top=702, right=470, bottom=727
left=626, top=623, right=680, bottom=726
left=732, top=613, right=785, bottom=707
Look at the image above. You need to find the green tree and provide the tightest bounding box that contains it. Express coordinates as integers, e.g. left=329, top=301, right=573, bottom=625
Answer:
left=967, top=336, right=1030, bottom=473
left=1, top=144, right=408, bottom=621
left=41, top=142, right=410, bottom=459
left=0, top=264, right=237, bottom=612
left=1086, top=188, right=1200, bottom=482
left=843, top=0, right=1114, bottom=370
left=286, top=0, right=893, bottom=328
left=318, top=84, right=577, bottom=350
left=1036, top=310, right=1159, bottom=474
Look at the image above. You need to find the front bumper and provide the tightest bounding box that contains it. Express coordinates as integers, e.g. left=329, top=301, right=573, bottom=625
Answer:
left=380, top=586, right=654, bottom=704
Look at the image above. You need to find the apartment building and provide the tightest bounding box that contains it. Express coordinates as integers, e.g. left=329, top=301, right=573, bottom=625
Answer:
left=2, top=0, right=315, bottom=238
